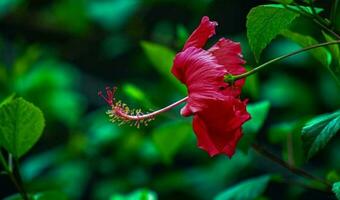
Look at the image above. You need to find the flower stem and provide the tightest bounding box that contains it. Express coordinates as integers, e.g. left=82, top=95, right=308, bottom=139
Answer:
left=251, top=143, right=332, bottom=191
left=0, top=151, right=29, bottom=200
left=113, top=96, right=188, bottom=121
left=226, top=40, right=340, bottom=82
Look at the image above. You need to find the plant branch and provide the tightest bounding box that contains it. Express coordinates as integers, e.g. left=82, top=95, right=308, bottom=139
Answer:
left=251, top=143, right=332, bottom=191
left=313, top=19, right=340, bottom=40
left=225, top=40, right=340, bottom=82
left=284, top=2, right=340, bottom=39
left=13, top=158, right=29, bottom=200
left=0, top=151, right=29, bottom=200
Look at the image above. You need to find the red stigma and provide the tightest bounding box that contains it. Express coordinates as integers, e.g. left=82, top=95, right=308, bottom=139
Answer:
left=98, top=86, right=117, bottom=106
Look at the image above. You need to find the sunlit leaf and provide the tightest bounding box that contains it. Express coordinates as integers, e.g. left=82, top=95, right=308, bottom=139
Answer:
left=88, top=0, right=139, bottom=30
left=247, top=5, right=299, bottom=61
left=327, top=170, right=340, bottom=183
left=152, top=120, right=192, bottom=164
left=333, top=182, right=340, bottom=200
left=301, top=110, right=340, bottom=159
left=110, top=188, right=157, bottom=200
left=0, top=0, right=22, bottom=18
left=45, top=90, right=87, bottom=127
left=0, top=98, right=45, bottom=158
left=15, top=60, right=79, bottom=93
left=123, top=83, right=153, bottom=108
left=214, top=175, right=271, bottom=200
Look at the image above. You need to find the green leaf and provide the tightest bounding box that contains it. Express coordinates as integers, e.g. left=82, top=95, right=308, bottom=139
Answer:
left=0, top=98, right=45, bottom=158
left=238, top=101, right=271, bottom=152
left=272, top=0, right=293, bottom=4
left=301, top=110, right=340, bottom=159
left=141, top=41, right=186, bottom=94
left=322, top=31, right=340, bottom=82
left=265, top=4, right=324, bottom=14
left=176, top=24, right=189, bottom=48
left=246, top=5, right=300, bottom=61
left=242, top=66, right=260, bottom=99
left=4, top=191, right=68, bottom=200
left=122, top=83, right=153, bottom=108
left=327, top=170, right=340, bottom=183
left=281, top=30, right=332, bottom=67
left=46, top=0, right=89, bottom=35
left=88, top=0, right=139, bottom=30
left=0, top=0, right=22, bottom=18
left=110, top=189, right=157, bottom=200
left=0, top=94, right=15, bottom=108
left=152, top=120, right=192, bottom=164
left=214, top=175, right=271, bottom=200
left=333, top=182, right=340, bottom=200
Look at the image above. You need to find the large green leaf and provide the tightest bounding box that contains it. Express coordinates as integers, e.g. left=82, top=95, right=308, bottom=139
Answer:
left=238, top=101, right=271, bottom=152
left=152, top=120, right=192, bottom=164
left=214, top=175, right=271, bottom=200
left=0, top=98, right=45, bottom=158
left=333, top=182, right=340, bottom=200
left=246, top=5, right=300, bottom=61
left=141, top=41, right=186, bottom=94
left=281, top=30, right=332, bottom=67
left=301, top=110, right=340, bottom=159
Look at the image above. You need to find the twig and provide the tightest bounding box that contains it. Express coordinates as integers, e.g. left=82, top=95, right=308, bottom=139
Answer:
left=251, top=143, right=332, bottom=192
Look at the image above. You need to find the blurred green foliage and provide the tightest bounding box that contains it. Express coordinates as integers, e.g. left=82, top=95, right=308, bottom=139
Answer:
left=0, top=0, right=339, bottom=200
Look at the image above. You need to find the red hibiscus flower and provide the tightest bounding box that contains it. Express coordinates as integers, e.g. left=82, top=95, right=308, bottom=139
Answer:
left=171, top=16, right=250, bottom=157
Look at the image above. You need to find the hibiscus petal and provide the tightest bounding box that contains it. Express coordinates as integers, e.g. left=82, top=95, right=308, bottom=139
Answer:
left=172, top=47, right=229, bottom=115
left=209, top=38, right=247, bottom=96
left=183, top=16, right=218, bottom=50
left=192, top=98, right=250, bottom=157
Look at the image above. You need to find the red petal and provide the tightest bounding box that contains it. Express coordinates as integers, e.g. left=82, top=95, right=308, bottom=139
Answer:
left=183, top=16, right=218, bottom=50
left=209, top=38, right=247, bottom=96
left=172, top=47, right=228, bottom=115
left=192, top=98, right=250, bottom=157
